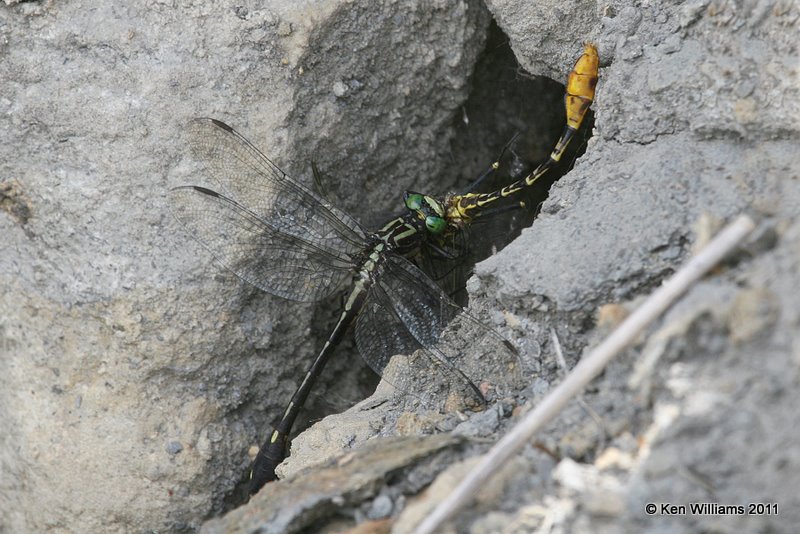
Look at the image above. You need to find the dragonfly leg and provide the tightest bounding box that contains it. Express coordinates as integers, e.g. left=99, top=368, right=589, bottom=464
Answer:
left=469, top=200, right=526, bottom=220
left=311, top=160, right=333, bottom=203
left=459, top=132, right=521, bottom=195
left=426, top=241, right=461, bottom=261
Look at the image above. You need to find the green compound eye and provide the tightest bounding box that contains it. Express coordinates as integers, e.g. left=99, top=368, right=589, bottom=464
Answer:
left=425, top=215, right=446, bottom=234
left=405, top=193, right=424, bottom=211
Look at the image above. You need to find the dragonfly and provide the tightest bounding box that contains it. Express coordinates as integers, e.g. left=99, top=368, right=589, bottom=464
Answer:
left=170, top=120, right=521, bottom=494
left=169, top=44, right=598, bottom=496
left=415, top=43, right=598, bottom=296
left=443, top=43, right=598, bottom=240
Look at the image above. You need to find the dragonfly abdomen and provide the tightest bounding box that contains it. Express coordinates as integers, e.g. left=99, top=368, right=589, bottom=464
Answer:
left=445, top=44, right=599, bottom=228
left=249, top=241, right=385, bottom=492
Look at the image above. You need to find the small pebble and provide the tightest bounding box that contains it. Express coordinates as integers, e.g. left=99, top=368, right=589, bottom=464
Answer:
left=166, top=441, right=183, bottom=455
left=367, top=495, right=393, bottom=519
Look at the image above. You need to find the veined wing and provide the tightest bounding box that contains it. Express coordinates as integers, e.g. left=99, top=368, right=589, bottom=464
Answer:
left=184, top=118, right=366, bottom=256
left=355, top=254, right=521, bottom=405
left=170, top=118, right=369, bottom=302
left=170, top=185, right=356, bottom=302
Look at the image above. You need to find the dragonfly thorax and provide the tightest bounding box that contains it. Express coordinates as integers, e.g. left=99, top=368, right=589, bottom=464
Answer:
left=375, top=214, right=426, bottom=256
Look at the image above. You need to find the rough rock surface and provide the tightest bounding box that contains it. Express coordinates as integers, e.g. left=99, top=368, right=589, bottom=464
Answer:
left=461, top=1, right=799, bottom=532
left=2, top=0, right=798, bottom=533
left=0, top=1, right=489, bottom=531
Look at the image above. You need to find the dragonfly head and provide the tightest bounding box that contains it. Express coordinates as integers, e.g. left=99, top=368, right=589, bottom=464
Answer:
left=404, top=191, right=447, bottom=235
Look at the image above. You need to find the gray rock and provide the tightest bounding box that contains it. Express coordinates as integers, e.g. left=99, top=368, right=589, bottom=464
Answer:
left=366, top=494, right=393, bottom=520
left=0, top=0, right=489, bottom=531
left=452, top=403, right=501, bottom=438
left=3, top=0, right=799, bottom=532
left=166, top=440, right=184, bottom=455
left=201, top=434, right=460, bottom=534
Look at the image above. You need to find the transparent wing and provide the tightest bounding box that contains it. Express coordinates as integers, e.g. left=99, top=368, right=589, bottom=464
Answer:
left=355, top=283, right=423, bottom=374
left=355, top=254, right=522, bottom=405
left=185, top=118, right=366, bottom=252
left=170, top=186, right=357, bottom=302
left=169, top=119, right=369, bottom=302
left=357, top=284, right=484, bottom=406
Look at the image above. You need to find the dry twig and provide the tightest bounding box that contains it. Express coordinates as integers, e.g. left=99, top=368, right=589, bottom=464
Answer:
left=414, top=215, right=756, bottom=534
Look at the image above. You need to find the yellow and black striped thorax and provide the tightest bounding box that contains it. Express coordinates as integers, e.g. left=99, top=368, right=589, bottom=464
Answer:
left=375, top=214, right=424, bottom=255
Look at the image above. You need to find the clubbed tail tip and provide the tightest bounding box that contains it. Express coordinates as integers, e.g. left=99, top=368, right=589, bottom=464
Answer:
left=565, top=43, right=599, bottom=131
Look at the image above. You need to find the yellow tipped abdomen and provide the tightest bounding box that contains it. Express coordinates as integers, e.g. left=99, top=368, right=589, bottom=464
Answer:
left=565, top=43, right=599, bottom=130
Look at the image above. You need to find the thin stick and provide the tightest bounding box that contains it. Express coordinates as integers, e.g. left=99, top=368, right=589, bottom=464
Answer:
left=414, top=215, right=756, bottom=534
left=550, top=327, right=606, bottom=446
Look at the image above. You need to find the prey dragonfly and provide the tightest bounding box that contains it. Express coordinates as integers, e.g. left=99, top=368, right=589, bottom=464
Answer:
left=442, top=44, right=598, bottom=239
left=413, top=43, right=598, bottom=298
left=170, top=44, right=598, bottom=495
